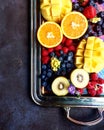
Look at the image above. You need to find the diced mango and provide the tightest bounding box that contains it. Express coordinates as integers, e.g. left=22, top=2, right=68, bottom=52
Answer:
left=77, top=39, right=86, bottom=49
left=75, top=49, right=84, bottom=56
left=84, top=50, right=93, bottom=58
left=75, top=35, right=104, bottom=72
left=75, top=57, right=83, bottom=65
left=83, top=58, right=92, bottom=72
left=52, top=5, right=61, bottom=16
left=86, top=36, right=95, bottom=50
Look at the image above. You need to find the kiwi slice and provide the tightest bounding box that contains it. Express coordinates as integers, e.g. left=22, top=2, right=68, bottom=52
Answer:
left=51, top=76, right=70, bottom=96
left=70, top=69, right=89, bottom=88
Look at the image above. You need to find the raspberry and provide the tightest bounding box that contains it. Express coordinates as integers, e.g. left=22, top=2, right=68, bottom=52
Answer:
left=88, top=89, right=96, bottom=96
left=54, top=45, right=62, bottom=51
left=77, top=88, right=84, bottom=95
left=55, top=51, right=60, bottom=57
left=90, top=73, right=98, bottom=81
left=68, top=45, right=76, bottom=52
left=96, top=86, right=103, bottom=95
left=48, top=48, right=54, bottom=53
left=62, top=47, right=69, bottom=54
left=83, top=6, right=97, bottom=19
left=87, top=82, right=95, bottom=89
left=42, top=49, right=48, bottom=56
left=64, top=38, right=73, bottom=47
left=97, top=78, right=104, bottom=84
left=62, top=36, right=66, bottom=44
left=42, top=56, right=50, bottom=64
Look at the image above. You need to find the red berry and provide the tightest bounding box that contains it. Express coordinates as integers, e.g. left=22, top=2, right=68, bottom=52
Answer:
left=87, top=82, right=95, bottom=89
left=42, top=56, right=50, bottom=64
left=68, top=45, right=76, bottom=52
left=48, top=48, right=54, bottom=53
left=54, top=45, right=62, bottom=51
left=64, top=38, right=73, bottom=47
left=42, top=49, right=48, bottom=56
left=79, top=0, right=89, bottom=6
left=62, top=47, right=69, bottom=54
left=77, top=88, right=84, bottom=95
left=88, top=89, right=96, bottom=96
left=90, top=73, right=98, bottom=81
left=62, top=36, right=66, bottom=44
left=96, top=86, right=103, bottom=95
left=97, top=78, right=104, bottom=84
left=83, top=6, right=97, bottom=19
left=55, top=51, right=60, bottom=57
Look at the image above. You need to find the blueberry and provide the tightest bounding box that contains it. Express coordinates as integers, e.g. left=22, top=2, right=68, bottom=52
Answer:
left=42, top=64, right=47, bottom=70
left=67, top=55, right=72, bottom=61
left=100, top=11, right=104, bottom=18
left=42, top=70, right=47, bottom=75
left=41, top=74, right=46, bottom=79
left=94, top=25, right=102, bottom=32
left=89, top=0, right=95, bottom=6
left=83, top=33, right=89, bottom=39
left=72, top=3, right=80, bottom=10
left=97, top=11, right=104, bottom=18
left=97, top=19, right=103, bottom=26
left=59, top=50, right=64, bottom=55
left=66, top=63, right=72, bottom=68
left=42, top=81, right=47, bottom=87
left=49, top=52, right=56, bottom=57
left=61, top=63, right=66, bottom=68
left=59, top=56, right=63, bottom=62
left=77, top=7, right=84, bottom=12
left=97, top=31, right=103, bottom=36
left=68, top=52, right=74, bottom=57
left=47, top=71, right=52, bottom=77
left=98, top=0, right=104, bottom=4
left=63, top=60, right=68, bottom=63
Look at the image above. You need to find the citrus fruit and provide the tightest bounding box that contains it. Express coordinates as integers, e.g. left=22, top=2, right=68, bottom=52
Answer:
left=40, top=0, right=72, bottom=23
left=61, top=11, right=88, bottom=39
left=37, top=22, right=63, bottom=48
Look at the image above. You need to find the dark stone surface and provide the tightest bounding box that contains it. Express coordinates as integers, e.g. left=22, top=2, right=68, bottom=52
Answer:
left=0, top=0, right=104, bottom=130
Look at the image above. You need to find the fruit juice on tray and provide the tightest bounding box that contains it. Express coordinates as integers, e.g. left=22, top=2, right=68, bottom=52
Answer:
left=37, top=0, right=104, bottom=98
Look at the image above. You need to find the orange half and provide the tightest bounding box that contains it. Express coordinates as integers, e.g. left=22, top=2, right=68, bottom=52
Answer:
left=37, top=22, right=63, bottom=48
left=61, top=12, right=88, bottom=39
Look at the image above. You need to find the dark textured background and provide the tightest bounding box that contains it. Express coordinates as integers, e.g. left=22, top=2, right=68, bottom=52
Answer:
left=0, top=0, right=104, bottom=130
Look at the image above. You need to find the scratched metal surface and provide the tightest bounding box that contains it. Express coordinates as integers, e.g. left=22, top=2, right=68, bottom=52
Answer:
left=0, top=0, right=104, bottom=130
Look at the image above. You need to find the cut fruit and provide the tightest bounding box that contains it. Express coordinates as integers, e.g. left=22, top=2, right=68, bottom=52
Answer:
left=37, top=22, right=63, bottom=48
left=70, top=69, right=89, bottom=88
left=40, top=0, right=72, bottom=23
left=61, top=11, right=88, bottom=39
left=75, top=36, right=104, bottom=73
left=51, top=76, right=70, bottom=96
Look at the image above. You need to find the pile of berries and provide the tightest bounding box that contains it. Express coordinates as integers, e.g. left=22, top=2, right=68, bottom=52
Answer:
left=72, top=0, right=104, bottom=38
left=41, top=37, right=76, bottom=91
left=87, top=73, right=104, bottom=96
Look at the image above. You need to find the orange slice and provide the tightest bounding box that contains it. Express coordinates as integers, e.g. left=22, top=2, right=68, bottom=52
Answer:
left=61, top=12, right=88, bottom=39
left=37, top=22, right=63, bottom=48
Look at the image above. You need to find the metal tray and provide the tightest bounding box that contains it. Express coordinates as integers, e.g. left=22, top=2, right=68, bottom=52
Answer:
left=31, top=0, right=104, bottom=107
left=31, top=0, right=104, bottom=126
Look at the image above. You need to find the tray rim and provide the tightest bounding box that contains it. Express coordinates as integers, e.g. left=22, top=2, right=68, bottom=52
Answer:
left=31, top=0, right=104, bottom=107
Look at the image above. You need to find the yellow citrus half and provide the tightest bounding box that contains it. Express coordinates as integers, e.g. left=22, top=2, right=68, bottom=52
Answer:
left=61, top=11, right=88, bottom=39
left=37, top=22, right=63, bottom=48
